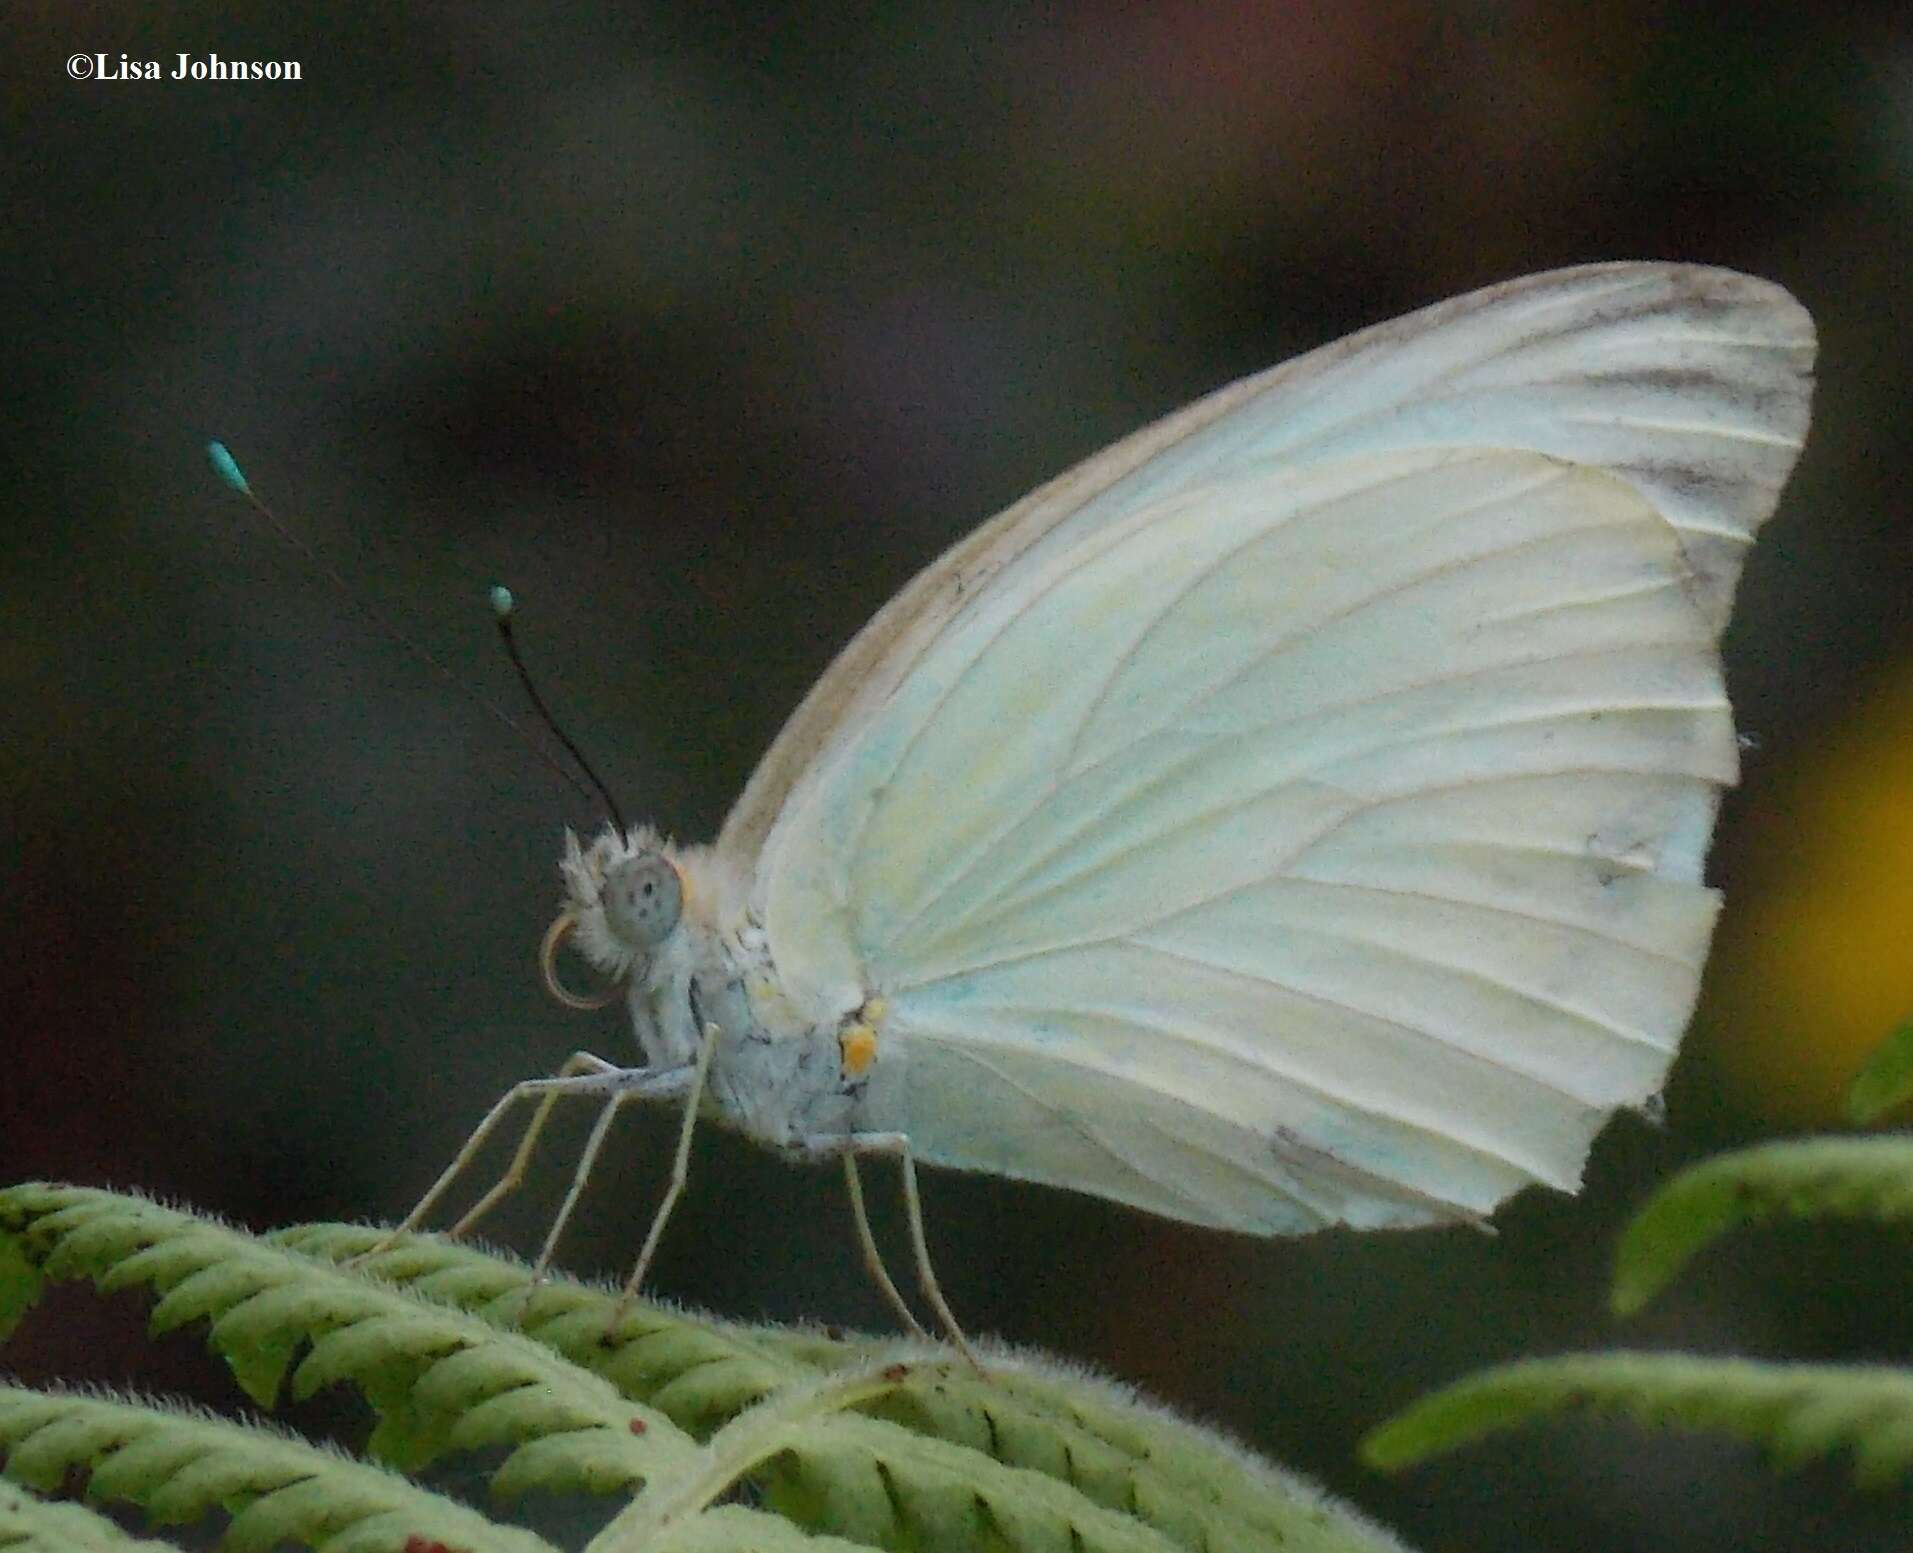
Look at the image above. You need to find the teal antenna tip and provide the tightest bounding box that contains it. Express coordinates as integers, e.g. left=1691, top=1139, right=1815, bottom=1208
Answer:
left=490, top=584, right=514, bottom=618
left=206, top=441, right=250, bottom=495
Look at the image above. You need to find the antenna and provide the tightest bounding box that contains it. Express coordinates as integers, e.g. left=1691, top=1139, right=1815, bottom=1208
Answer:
left=204, top=441, right=610, bottom=819
left=490, top=586, right=628, bottom=835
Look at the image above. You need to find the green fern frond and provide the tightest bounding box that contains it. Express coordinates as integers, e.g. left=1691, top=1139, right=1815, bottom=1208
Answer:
left=0, top=1185, right=699, bottom=1496
left=0, top=1479, right=177, bottom=1552
left=2, top=1186, right=1409, bottom=1553
left=1848, top=1017, right=1913, bottom=1123
left=692, top=1409, right=1184, bottom=1553
left=598, top=1360, right=1169, bottom=1553
left=278, top=1220, right=1396, bottom=1552
left=0, top=1385, right=557, bottom=1553
left=272, top=1223, right=815, bottom=1433
left=1362, top=1353, right=1913, bottom=1489
left=1610, top=1138, right=1913, bottom=1314
left=868, top=1357, right=1378, bottom=1549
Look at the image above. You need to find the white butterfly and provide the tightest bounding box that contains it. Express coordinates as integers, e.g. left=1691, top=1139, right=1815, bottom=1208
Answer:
left=393, top=263, right=1814, bottom=1352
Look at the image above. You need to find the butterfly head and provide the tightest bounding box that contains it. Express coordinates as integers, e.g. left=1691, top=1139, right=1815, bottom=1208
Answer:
left=542, top=824, right=686, bottom=1008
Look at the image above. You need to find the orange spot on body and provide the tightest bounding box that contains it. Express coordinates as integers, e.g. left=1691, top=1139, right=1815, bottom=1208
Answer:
left=841, top=1024, right=878, bottom=1077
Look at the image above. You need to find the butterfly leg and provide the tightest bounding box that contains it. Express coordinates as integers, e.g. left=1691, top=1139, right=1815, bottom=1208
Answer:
left=356, top=1051, right=622, bottom=1262
left=446, top=1052, right=627, bottom=1241
left=604, top=1021, right=721, bottom=1333
left=815, top=1132, right=977, bottom=1367
left=839, top=1154, right=930, bottom=1341
left=522, top=1057, right=693, bottom=1289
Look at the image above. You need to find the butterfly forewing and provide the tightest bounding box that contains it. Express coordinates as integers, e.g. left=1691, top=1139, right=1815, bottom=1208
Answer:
left=736, top=263, right=1813, bottom=1233
left=720, top=263, right=1811, bottom=870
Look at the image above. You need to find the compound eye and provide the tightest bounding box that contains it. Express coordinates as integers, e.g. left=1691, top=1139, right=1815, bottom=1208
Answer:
left=602, top=854, right=683, bottom=949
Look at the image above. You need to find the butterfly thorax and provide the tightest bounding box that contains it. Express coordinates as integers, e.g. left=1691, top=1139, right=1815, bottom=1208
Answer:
left=557, top=824, right=878, bottom=1153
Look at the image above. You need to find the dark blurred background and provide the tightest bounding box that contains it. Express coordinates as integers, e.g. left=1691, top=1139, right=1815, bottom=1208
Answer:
left=6, top=5, right=1912, bottom=1551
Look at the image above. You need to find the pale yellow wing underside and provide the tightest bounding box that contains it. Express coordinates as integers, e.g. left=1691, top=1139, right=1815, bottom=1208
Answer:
left=734, top=264, right=1814, bottom=1233
left=719, top=264, right=1813, bottom=871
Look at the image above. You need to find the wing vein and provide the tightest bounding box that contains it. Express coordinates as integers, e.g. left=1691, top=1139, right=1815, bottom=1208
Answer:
left=1132, top=919, right=1676, bottom=1061
left=1479, top=576, right=1689, bottom=625
left=1125, top=932, right=1661, bottom=1092
left=896, top=765, right=1713, bottom=988
left=919, top=1041, right=1232, bottom=1222
left=916, top=999, right=1552, bottom=1182
left=1057, top=468, right=1602, bottom=785
left=884, top=504, right=1700, bottom=952
left=911, top=698, right=1720, bottom=964
left=884, top=464, right=1604, bottom=943
left=1217, top=871, right=1707, bottom=970
left=1051, top=458, right=1567, bottom=778
left=1561, top=413, right=1802, bottom=448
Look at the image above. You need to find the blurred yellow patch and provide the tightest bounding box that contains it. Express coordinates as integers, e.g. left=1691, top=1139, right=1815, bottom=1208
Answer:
left=839, top=1024, right=878, bottom=1078
left=1708, top=665, right=1913, bottom=1124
